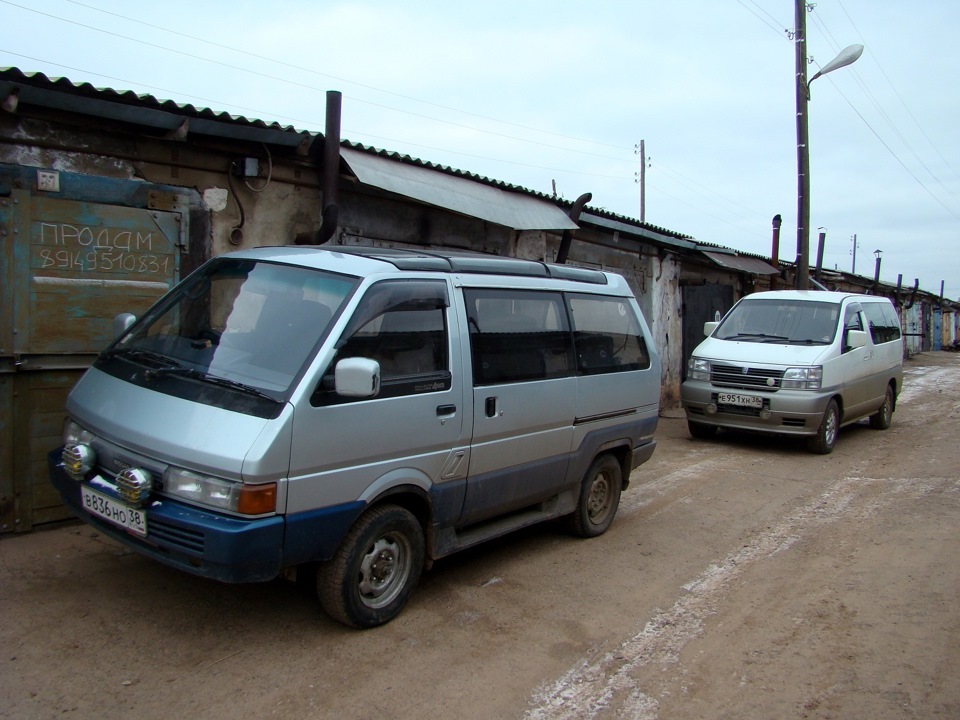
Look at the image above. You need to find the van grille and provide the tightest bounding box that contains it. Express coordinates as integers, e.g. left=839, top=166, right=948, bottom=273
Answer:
left=711, top=364, right=784, bottom=391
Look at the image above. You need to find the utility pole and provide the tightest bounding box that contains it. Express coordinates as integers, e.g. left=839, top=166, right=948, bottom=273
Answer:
left=635, top=140, right=646, bottom=223
left=851, top=233, right=858, bottom=273
left=794, top=0, right=811, bottom=290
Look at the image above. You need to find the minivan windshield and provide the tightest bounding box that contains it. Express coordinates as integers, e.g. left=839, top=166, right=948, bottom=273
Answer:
left=103, top=258, right=357, bottom=402
left=715, top=298, right=840, bottom=345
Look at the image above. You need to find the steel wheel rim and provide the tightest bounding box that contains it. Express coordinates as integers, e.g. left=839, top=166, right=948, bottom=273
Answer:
left=357, top=533, right=413, bottom=609
left=587, top=472, right=613, bottom=523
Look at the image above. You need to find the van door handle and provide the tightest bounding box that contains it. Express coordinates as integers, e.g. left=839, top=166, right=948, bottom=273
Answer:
left=436, top=404, right=457, bottom=417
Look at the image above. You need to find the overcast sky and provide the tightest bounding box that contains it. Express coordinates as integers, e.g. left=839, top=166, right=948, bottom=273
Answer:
left=4, top=0, right=958, bottom=299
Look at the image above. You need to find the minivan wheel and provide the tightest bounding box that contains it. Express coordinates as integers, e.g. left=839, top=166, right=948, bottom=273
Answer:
left=317, top=504, right=424, bottom=628
left=568, top=454, right=622, bottom=538
left=869, top=385, right=894, bottom=430
left=808, top=399, right=840, bottom=454
left=688, top=420, right=718, bottom=439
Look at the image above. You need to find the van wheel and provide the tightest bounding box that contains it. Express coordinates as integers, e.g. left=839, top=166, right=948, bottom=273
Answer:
left=317, top=504, right=424, bottom=628
left=808, top=399, right=840, bottom=454
left=688, top=420, right=718, bottom=439
left=869, top=385, right=894, bottom=430
left=568, top=454, right=622, bottom=538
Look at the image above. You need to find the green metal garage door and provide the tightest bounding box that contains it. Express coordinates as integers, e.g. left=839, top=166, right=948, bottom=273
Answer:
left=1, top=191, right=182, bottom=532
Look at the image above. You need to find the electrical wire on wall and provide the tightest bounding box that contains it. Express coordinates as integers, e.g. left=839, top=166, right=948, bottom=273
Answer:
left=227, top=143, right=273, bottom=245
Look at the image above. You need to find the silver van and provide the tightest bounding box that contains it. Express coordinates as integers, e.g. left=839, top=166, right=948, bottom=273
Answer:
left=681, top=290, right=903, bottom=454
left=50, top=247, right=660, bottom=627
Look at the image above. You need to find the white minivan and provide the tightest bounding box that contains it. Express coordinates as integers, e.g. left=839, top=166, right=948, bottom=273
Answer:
left=50, top=246, right=660, bottom=627
left=681, top=290, right=903, bottom=454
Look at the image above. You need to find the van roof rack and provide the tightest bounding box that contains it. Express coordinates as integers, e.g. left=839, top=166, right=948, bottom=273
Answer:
left=323, top=246, right=609, bottom=284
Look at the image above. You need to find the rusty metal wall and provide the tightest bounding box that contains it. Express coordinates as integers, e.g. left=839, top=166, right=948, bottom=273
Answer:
left=1, top=170, right=189, bottom=532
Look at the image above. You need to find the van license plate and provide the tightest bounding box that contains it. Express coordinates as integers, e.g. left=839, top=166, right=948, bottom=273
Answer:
left=718, top=393, right=763, bottom=409
left=81, top=484, right=148, bottom=537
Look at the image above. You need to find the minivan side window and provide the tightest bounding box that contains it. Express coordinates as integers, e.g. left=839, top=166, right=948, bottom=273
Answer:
left=568, top=294, right=651, bottom=374
left=465, top=289, right=573, bottom=385
left=862, top=301, right=902, bottom=344
left=842, top=304, right=864, bottom=353
left=314, top=280, right=450, bottom=404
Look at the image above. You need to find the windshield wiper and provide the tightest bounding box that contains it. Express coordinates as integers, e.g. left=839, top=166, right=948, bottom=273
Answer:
left=787, top=338, right=828, bottom=345
left=101, top=346, right=183, bottom=369
left=144, top=365, right=277, bottom=402
left=725, top=332, right=789, bottom=342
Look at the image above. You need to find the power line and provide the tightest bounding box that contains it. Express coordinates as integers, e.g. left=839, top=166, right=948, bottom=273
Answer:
left=734, top=0, right=792, bottom=39
left=808, top=5, right=960, bottom=212
left=45, top=0, right=633, bottom=154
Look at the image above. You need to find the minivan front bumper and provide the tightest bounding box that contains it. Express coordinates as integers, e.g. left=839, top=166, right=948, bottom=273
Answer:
left=681, top=381, right=834, bottom=436
left=49, top=450, right=284, bottom=582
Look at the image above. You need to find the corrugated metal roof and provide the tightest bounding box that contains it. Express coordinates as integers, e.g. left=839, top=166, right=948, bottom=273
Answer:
left=701, top=250, right=779, bottom=275
left=340, top=146, right=577, bottom=231
left=0, top=68, right=308, bottom=146
left=1, top=67, right=699, bottom=240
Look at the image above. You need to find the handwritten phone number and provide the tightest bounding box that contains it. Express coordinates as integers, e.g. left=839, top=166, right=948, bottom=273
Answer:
left=39, top=248, right=173, bottom=275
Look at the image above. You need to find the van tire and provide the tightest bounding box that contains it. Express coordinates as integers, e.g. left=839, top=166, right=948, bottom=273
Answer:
left=869, top=385, right=894, bottom=430
left=808, top=399, right=840, bottom=454
left=317, top=504, right=424, bottom=628
left=688, top=421, right=718, bottom=439
left=568, top=454, right=622, bottom=538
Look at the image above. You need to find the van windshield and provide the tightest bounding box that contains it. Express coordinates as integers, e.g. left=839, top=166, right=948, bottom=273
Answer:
left=715, top=299, right=840, bottom=345
left=102, top=258, right=357, bottom=404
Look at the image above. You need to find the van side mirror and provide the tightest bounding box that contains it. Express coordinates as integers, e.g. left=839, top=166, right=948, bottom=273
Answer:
left=334, top=357, right=381, bottom=398
left=703, top=321, right=718, bottom=337
left=846, top=329, right=868, bottom=350
left=112, top=313, right=137, bottom=338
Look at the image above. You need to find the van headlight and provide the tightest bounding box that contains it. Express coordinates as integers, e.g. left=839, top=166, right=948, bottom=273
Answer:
left=62, top=419, right=97, bottom=480
left=782, top=366, right=822, bottom=390
left=163, top=467, right=277, bottom=515
left=688, top=358, right=711, bottom=382
left=63, top=419, right=95, bottom=446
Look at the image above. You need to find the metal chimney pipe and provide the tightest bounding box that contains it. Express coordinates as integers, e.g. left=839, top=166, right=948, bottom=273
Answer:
left=319, top=90, right=342, bottom=244
left=295, top=90, right=342, bottom=245
left=770, top=214, right=782, bottom=290
left=555, top=192, right=592, bottom=264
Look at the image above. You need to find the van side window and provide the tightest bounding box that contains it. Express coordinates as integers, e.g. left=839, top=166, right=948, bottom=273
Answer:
left=465, top=289, right=573, bottom=385
left=842, top=305, right=864, bottom=353
left=314, top=280, right=450, bottom=404
left=863, top=302, right=903, bottom=344
left=568, top=294, right=651, bottom=374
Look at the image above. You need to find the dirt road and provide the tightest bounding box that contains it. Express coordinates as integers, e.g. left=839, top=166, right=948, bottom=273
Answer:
left=2, top=352, right=958, bottom=720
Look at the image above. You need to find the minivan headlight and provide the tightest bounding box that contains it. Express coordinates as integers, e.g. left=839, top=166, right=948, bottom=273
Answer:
left=62, top=419, right=97, bottom=480
left=63, top=419, right=95, bottom=446
left=163, top=467, right=277, bottom=515
left=688, top=358, right=711, bottom=382
left=782, top=366, right=822, bottom=390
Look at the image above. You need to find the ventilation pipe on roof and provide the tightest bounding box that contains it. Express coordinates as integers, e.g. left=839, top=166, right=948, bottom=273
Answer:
left=555, top=192, right=592, bottom=264
left=295, top=90, right=342, bottom=245
left=770, top=214, right=782, bottom=289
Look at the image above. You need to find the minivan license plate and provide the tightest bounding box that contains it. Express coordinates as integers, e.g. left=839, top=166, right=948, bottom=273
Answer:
left=718, top=393, right=763, bottom=409
left=81, top=484, right=147, bottom=537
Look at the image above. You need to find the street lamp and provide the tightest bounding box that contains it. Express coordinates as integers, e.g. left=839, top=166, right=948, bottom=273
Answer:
left=794, top=0, right=863, bottom=290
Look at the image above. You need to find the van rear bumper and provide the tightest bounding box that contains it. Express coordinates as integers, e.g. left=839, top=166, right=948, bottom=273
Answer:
left=680, top=381, right=831, bottom=436
left=49, top=450, right=284, bottom=583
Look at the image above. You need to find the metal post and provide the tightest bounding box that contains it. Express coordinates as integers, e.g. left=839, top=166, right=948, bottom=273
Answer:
left=795, top=0, right=810, bottom=290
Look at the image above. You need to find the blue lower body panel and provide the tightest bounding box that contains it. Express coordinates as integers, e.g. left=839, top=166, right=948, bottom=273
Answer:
left=50, top=451, right=283, bottom=583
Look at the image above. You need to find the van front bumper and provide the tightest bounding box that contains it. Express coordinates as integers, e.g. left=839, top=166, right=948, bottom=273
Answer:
left=49, top=450, right=284, bottom=583
left=680, top=381, right=833, bottom=436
